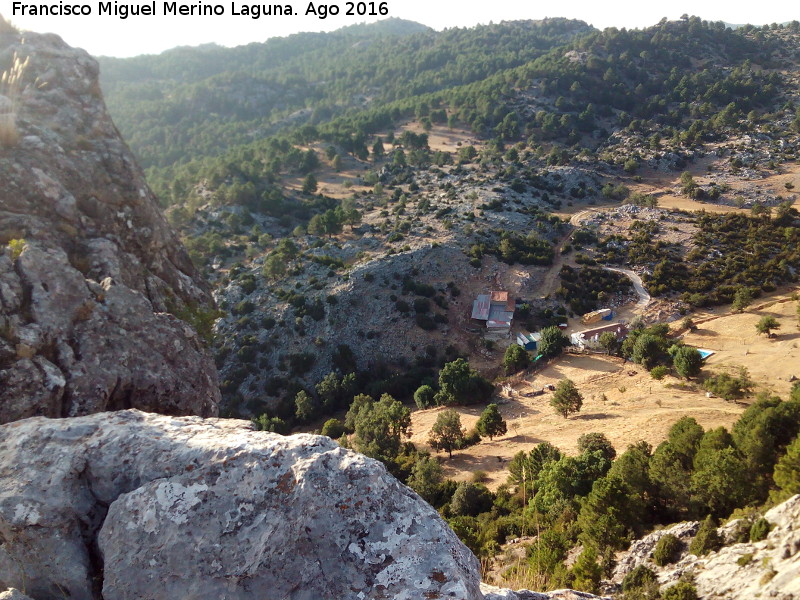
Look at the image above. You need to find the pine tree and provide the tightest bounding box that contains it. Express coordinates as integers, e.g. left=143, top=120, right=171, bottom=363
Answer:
left=302, top=173, right=318, bottom=194
left=570, top=546, right=602, bottom=593
left=689, top=515, right=723, bottom=556
left=774, top=435, right=800, bottom=494
left=503, top=344, right=529, bottom=374
left=755, top=315, right=780, bottom=336
left=550, top=379, right=583, bottom=418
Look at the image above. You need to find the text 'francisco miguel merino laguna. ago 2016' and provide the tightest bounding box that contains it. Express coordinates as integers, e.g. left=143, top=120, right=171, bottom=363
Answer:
left=12, top=0, right=389, bottom=18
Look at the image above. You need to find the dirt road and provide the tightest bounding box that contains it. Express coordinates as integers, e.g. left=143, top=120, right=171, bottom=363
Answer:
left=603, top=266, right=652, bottom=311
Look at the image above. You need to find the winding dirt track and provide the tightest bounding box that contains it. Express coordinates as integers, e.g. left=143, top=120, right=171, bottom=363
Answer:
left=603, top=266, right=652, bottom=311
left=538, top=208, right=653, bottom=316
left=536, top=208, right=602, bottom=300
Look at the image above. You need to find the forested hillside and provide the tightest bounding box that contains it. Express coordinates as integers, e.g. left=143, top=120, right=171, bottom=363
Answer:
left=100, top=18, right=591, bottom=168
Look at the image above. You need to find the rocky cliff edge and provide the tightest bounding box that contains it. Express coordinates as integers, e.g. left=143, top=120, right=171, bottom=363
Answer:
left=0, top=24, right=219, bottom=421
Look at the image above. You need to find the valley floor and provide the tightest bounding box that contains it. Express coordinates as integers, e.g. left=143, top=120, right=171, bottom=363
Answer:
left=409, top=287, right=800, bottom=490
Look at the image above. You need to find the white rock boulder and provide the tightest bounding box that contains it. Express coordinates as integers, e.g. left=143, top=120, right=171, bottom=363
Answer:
left=0, top=410, right=481, bottom=600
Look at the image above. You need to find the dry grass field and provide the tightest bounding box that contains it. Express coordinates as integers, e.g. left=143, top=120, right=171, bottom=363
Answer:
left=409, top=289, right=800, bottom=490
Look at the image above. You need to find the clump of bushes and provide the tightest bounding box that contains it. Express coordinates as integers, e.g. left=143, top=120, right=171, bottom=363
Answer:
left=652, top=533, right=682, bottom=566
left=622, top=564, right=657, bottom=592
left=689, top=516, right=723, bottom=556
left=749, top=517, right=771, bottom=542
left=662, top=582, right=699, bottom=600
left=650, top=365, right=670, bottom=380
left=704, top=367, right=753, bottom=401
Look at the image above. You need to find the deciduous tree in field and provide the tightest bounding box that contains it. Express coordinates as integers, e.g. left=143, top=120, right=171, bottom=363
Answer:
left=539, top=326, right=569, bottom=359
left=429, top=409, right=466, bottom=458
left=476, top=404, right=507, bottom=440
left=755, top=315, right=780, bottom=337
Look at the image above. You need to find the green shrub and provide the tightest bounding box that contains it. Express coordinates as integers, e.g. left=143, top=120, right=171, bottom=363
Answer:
left=413, top=298, right=431, bottom=313
left=251, top=414, right=289, bottom=434
left=288, top=352, right=315, bottom=376
left=622, top=564, right=657, bottom=591
left=233, top=300, right=255, bottom=315
left=414, top=384, right=436, bottom=409
left=704, top=367, right=753, bottom=401
left=736, top=552, right=753, bottom=566
left=749, top=517, right=771, bottom=542
left=7, top=238, right=26, bottom=260
left=689, top=515, right=723, bottom=556
left=169, top=301, right=225, bottom=346
left=450, top=481, right=493, bottom=517
left=321, top=418, right=345, bottom=439
left=650, top=365, right=670, bottom=380
left=652, top=533, right=682, bottom=566
left=415, top=313, right=437, bottom=330
left=662, top=582, right=699, bottom=600
left=462, top=428, right=482, bottom=448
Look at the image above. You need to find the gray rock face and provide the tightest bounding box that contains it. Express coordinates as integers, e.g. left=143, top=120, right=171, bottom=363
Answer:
left=609, top=496, right=800, bottom=600
left=481, top=584, right=609, bottom=600
left=0, top=410, right=482, bottom=600
left=0, top=31, right=219, bottom=421
left=0, top=590, right=34, bottom=600
left=610, top=520, right=699, bottom=585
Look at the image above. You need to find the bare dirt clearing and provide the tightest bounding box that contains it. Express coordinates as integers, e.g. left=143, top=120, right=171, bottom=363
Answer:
left=409, top=289, right=800, bottom=491
left=679, top=293, right=800, bottom=399
left=287, top=119, right=483, bottom=201
left=631, top=159, right=800, bottom=213
left=397, top=121, right=480, bottom=153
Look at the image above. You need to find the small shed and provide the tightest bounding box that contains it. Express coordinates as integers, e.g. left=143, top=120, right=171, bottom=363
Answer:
left=471, top=294, right=491, bottom=320
left=516, top=332, right=541, bottom=351
left=581, top=308, right=613, bottom=325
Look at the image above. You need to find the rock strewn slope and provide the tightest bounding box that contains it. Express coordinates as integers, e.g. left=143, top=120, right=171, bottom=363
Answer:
left=0, top=28, right=219, bottom=421
left=611, top=496, right=800, bottom=600
left=0, top=410, right=483, bottom=600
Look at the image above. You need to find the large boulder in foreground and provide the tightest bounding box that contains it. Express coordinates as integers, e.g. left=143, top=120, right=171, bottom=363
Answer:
left=0, top=410, right=481, bottom=600
left=0, top=27, right=219, bottom=422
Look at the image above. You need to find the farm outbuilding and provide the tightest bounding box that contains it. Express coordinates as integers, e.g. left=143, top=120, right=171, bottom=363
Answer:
left=581, top=308, right=613, bottom=325
left=516, top=332, right=541, bottom=351
left=471, top=290, right=515, bottom=330
left=571, top=323, right=629, bottom=350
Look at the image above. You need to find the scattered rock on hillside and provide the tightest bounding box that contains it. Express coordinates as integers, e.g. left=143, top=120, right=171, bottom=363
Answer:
left=0, top=31, right=219, bottom=422
left=609, top=495, right=800, bottom=600
left=610, top=520, right=700, bottom=584
left=0, top=590, right=33, bottom=600
left=481, top=583, right=610, bottom=599
left=0, top=410, right=481, bottom=600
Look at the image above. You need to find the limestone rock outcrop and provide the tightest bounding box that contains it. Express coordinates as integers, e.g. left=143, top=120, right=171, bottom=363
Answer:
left=610, top=496, right=800, bottom=600
left=0, top=590, right=33, bottom=600
left=609, top=520, right=699, bottom=585
left=481, top=584, right=609, bottom=599
left=0, top=410, right=482, bottom=600
left=0, top=28, right=219, bottom=421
